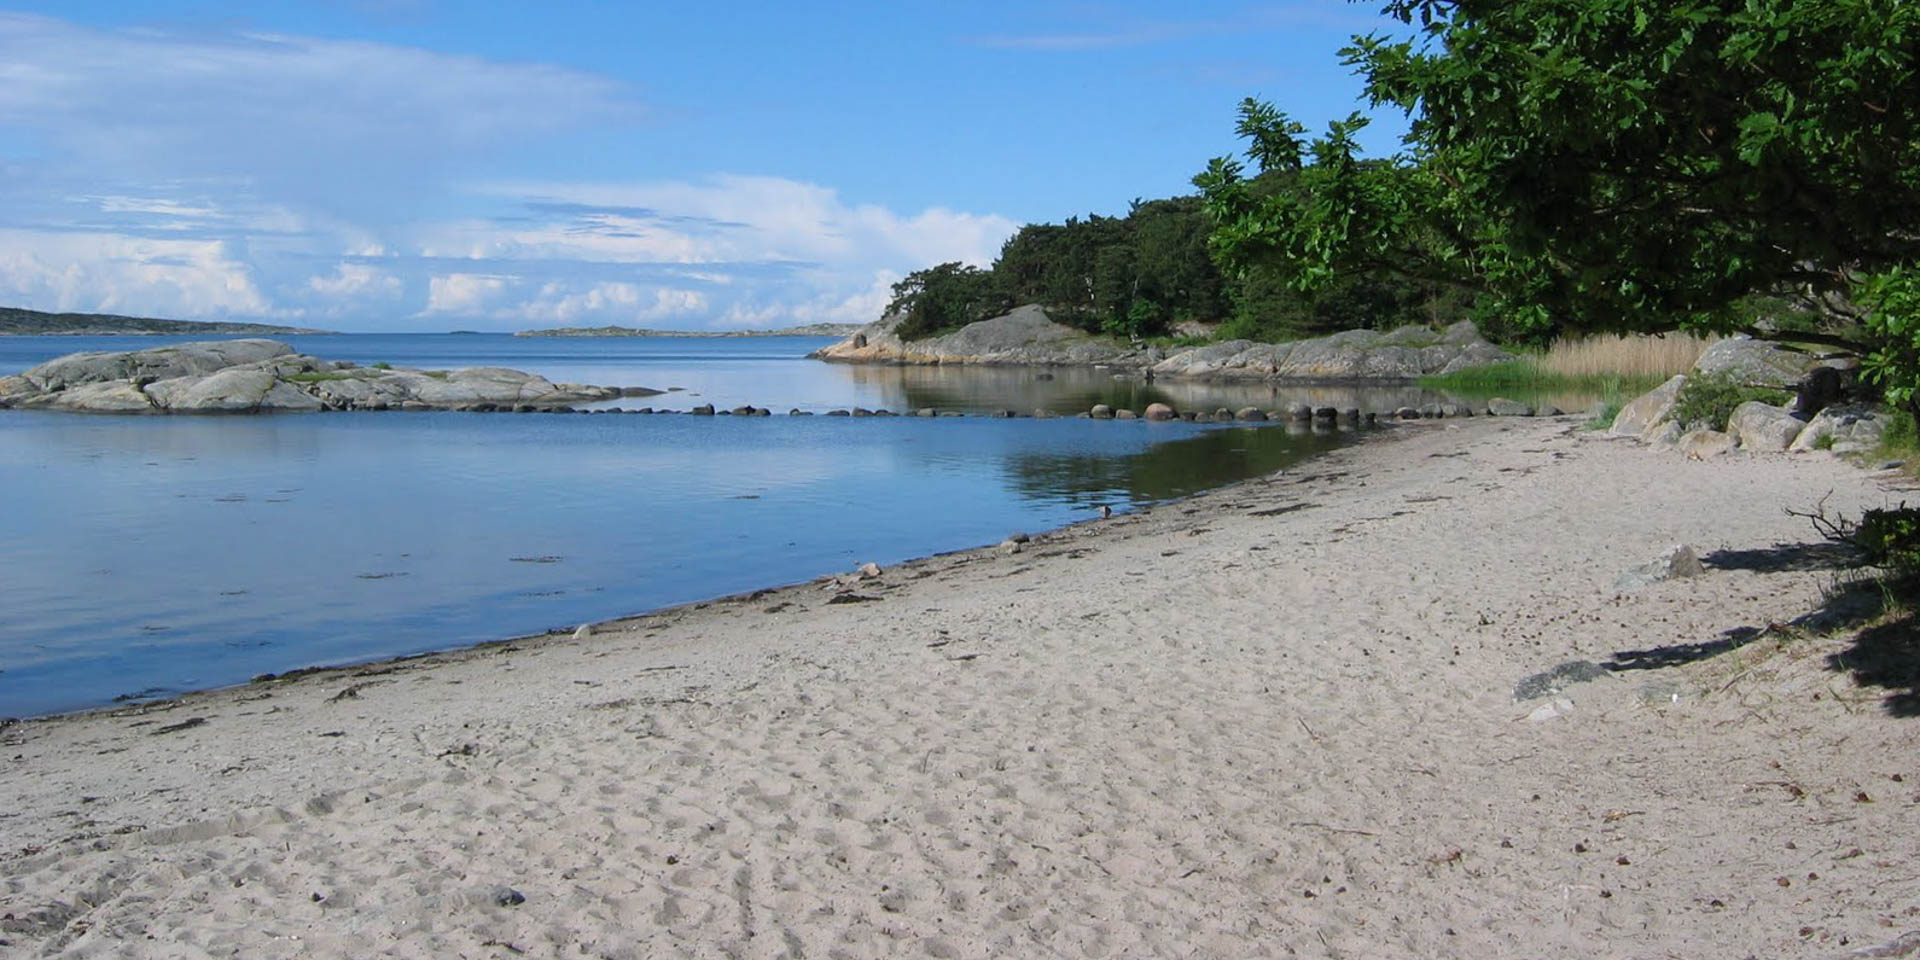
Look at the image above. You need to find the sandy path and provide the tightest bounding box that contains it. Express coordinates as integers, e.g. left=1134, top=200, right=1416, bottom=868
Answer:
left=3, top=417, right=1916, bottom=959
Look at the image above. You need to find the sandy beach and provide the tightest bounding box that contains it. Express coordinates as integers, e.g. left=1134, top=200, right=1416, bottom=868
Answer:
left=4, top=416, right=1917, bottom=959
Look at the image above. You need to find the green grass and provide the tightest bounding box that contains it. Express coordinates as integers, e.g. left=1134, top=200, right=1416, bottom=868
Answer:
left=1878, top=409, right=1918, bottom=476
left=1418, top=359, right=1663, bottom=397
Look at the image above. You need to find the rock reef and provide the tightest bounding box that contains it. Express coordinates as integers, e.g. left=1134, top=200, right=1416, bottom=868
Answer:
left=0, top=340, right=622, bottom=414
left=813, top=305, right=1512, bottom=381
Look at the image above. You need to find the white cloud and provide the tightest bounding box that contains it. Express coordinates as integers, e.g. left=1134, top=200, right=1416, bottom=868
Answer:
left=511, top=283, right=709, bottom=325
left=0, top=13, right=637, bottom=211
left=308, top=263, right=402, bottom=298
left=425, top=272, right=516, bottom=314
left=0, top=229, right=270, bottom=317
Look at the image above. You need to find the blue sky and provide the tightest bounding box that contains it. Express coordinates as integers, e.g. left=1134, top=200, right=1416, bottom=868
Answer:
left=0, top=1, right=1409, bottom=331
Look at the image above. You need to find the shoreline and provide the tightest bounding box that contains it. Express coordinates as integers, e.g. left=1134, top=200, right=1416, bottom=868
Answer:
left=5, top=417, right=1916, bottom=957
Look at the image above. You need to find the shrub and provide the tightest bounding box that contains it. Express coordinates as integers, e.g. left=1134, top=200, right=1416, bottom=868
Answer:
left=1669, top=370, right=1791, bottom=431
left=1854, top=506, right=1920, bottom=577
left=372, top=361, right=392, bottom=370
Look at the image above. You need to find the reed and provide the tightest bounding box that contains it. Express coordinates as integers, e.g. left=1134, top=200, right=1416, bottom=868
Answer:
left=1534, top=333, right=1712, bottom=380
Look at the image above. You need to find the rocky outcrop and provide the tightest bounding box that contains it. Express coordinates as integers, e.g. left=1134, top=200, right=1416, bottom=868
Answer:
left=1788, top=403, right=1891, bottom=453
left=1727, top=401, right=1808, bottom=452
left=1610, top=335, right=1898, bottom=458
left=813, top=306, right=1513, bottom=381
left=1610, top=374, right=1688, bottom=439
left=1692, top=335, right=1825, bottom=387
left=813, top=305, right=1146, bottom=367
left=0, top=340, right=622, bottom=414
left=1149, top=321, right=1511, bottom=381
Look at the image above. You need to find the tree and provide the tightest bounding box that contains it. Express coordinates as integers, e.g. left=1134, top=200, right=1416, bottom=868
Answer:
left=1197, top=0, right=1920, bottom=412
left=885, top=263, right=1008, bottom=341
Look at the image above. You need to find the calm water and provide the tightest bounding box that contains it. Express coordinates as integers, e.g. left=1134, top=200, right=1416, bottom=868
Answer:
left=0, top=334, right=1419, bottom=717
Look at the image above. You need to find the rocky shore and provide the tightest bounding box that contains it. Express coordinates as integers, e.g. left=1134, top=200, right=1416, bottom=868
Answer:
left=3, top=417, right=1912, bottom=958
left=0, top=340, right=632, bottom=413
left=812, top=305, right=1513, bottom=381
left=1610, top=334, right=1899, bottom=459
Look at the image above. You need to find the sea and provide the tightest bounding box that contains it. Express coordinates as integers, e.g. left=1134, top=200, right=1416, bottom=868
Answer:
left=0, top=333, right=1456, bottom=717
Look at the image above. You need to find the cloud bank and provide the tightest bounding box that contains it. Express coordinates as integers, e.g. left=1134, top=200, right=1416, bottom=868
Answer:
left=0, top=14, right=1015, bottom=330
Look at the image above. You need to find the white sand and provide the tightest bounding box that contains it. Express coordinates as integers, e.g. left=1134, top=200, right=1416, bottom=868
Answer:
left=3, top=417, right=1917, bottom=959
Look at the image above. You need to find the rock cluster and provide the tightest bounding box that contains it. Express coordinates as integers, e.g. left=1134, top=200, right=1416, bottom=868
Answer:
left=814, top=306, right=1513, bottom=382
left=0, top=340, right=622, bottom=414
left=1609, top=335, right=1892, bottom=457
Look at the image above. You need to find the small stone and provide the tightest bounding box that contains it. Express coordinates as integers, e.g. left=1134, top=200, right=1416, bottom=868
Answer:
left=1286, top=403, right=1313, bottom=422
left=999, top=540, right=1023, bottom=555
left=1615, top=544, right=1706, bottom=591
left=1526, top=698, right=1575, bottom=722
left=1396, top=406, right=1421, bottom=420
left=1486, top=397, right=1534, bottom=417
left=691, top=404, right=715, bottom=416
left=1235, top=406, right=1266, bottom=421
left=1114, top=408, right=1138, bottom=420
left=916, top=408, right=937, bottom=417
left=856, top=562, right=882, bottom=580
left=1143, top=402, right=1177, bottom=421
left=1007, top=532, right=1031, bottom=543
left=492, top=886, right=526, bottom=907
left=1090, top=404, right=1114, bottom=420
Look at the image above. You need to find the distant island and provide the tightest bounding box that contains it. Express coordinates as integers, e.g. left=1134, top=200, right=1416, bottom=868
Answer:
left=0, top=306, right=332, bottom=337
left=515, top=322, right=863, bottom=339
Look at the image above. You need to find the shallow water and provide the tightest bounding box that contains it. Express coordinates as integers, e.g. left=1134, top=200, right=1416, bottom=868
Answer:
left=0, top=334, right=1426, bottom=716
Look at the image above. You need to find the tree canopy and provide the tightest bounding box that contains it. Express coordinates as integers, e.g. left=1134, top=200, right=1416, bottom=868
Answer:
left=1196, top=0, right=1920, bottom=411
left=887, top=193, right=1467, bottom=343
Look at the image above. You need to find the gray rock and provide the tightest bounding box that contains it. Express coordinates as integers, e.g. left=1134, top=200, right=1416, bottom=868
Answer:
left=1789, top=403, right=1890, bottom=453
left=1644, top=420, right=1685, bottom=446
left=1693, top=335, right=1820, bottom=387
left=999, top=539, right=1024, bottom=555
left=1418, top=402, right=1445, bottom=418
left=1143, top=402, right=1177, bottom=421
left=1615, top=544, right=1706, bottom=591
left=1090, top=404, right=1114, bottom=419
left=1486, top=397, right=1534, bottom=417
left=1678, top=429, right=1738, bottom=459
left=1314, top=406, right=1337, bottom=420
left=1727, top=401, right=1806, bottom=452
left=1114, top=408, right=1138, bottom=420
left=1339, top=407, right=1361, bottom=422
left=1149, top=320, right=1513, bottom=381
left=915, top=407, right=936, bottom=417
left=1235, top=406, right=1266, bottom=421
left=1535, top=404, right=1564, bottom=416
left=1611, top=374, right=1687, bottom=439
left=17, top=339, right=293, bottom=392
left=814, top=304, right=1144, bottom=367
left=691, top=404, right=715, bottom=416
left=1286, top=403, right=1313, bottom=421
left=1395, top=406, right=1421, bottom=420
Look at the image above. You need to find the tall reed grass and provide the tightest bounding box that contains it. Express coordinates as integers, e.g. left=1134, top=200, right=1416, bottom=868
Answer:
left=1533, top=333, right=1712, bottom=380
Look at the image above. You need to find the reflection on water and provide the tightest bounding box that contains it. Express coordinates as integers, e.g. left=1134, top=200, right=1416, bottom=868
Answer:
left=0, top=408, right=1370, bottom=717
left=0, top=332, right=1494, bottom=717
left=828, top=363, right=1457, bottom=415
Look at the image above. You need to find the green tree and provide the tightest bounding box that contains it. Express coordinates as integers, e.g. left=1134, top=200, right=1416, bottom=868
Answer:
left=1197, top=0, right=1920, bottom=413
left=885, top=262, right=1008, bottom=341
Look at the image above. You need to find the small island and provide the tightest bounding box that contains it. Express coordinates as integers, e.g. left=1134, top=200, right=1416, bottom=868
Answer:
left=515, top=322, right=863, bottom=338
left=0, top=305, right=333, bottom=337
